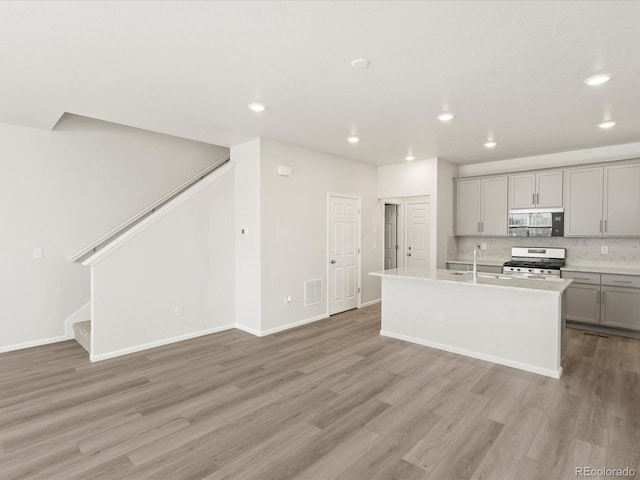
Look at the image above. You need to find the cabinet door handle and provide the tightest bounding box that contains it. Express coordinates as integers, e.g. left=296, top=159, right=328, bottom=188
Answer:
left=478, top=221, right=481, bottom=233
left=532, top=193, right=535, bottom=205
left=536, top=193, right=539, bottom=204
left=604, top=219, right=608, bottom=233
left=573, top=277, right=591, bottom=281
left=600, top=220, right=603, bottom=233
left=602, top=291, right=605, bottom=305
left=597, top=290, right=600, bottom=304
left=613, top=280, right=632, bottom=284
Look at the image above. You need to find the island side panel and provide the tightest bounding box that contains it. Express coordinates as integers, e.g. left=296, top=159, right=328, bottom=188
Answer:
left=379, top=276, right=562, bottom=378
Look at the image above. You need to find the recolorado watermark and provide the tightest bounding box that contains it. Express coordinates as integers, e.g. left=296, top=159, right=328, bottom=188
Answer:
left=576, top=467, right=636, bottom=477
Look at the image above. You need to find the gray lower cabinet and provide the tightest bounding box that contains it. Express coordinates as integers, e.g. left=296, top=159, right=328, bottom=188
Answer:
left=564, top=283, right=600, bottom=325
left=563, top=270, right=640, bottom=332
left=601, top=286, right=640, bottom=330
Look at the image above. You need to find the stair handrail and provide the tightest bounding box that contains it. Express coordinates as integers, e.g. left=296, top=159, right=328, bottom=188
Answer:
left=68, top=153, right=231, bottom=262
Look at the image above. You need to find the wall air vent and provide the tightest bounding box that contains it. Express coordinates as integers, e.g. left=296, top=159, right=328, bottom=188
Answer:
left=304, top=279, right=322, bottom=307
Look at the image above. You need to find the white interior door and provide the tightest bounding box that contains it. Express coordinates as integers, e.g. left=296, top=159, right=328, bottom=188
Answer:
left=384, top=204, right=398, bottom=270
left=329, top=196, right=359, bottom=315
left=405, top=202, right=430, bottom=271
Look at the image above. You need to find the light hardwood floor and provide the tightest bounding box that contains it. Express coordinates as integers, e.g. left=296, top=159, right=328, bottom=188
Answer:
left=1, top=305, right=639, bottom=480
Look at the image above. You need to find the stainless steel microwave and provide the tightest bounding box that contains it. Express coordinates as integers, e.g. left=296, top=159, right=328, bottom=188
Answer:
left=508, top=209, right=564, bottom=237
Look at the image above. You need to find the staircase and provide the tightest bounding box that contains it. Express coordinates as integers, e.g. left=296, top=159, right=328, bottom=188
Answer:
left=68, top=153, right=230, bottom=355
left=68, top=154, right=230, bottom=265
left=73, top=321, right=91, bottom=353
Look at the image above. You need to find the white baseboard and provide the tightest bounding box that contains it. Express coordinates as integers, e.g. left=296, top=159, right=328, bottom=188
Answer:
left=0, top=335, right=68, bottom=354
left=380, top=330, right=562, bottom=379
left=234, top=323, right=263, bottom=337
left=360, top=298, right=381, bottom=308
left=259, top=313, right=329, bottom=336
left=65, top=301, right=92, bottom=339
left=90, top=323, right=235, bottom=362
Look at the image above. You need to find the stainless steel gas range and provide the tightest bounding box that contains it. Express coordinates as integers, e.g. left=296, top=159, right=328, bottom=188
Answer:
left=502, top=247, right=566, bottom=279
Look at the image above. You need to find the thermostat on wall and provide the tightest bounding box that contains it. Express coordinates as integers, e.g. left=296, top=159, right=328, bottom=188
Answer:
left=277, top=166, right=292, bottom=177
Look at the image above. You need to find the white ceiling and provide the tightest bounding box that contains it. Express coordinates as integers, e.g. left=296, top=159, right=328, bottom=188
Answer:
left=1, top=1, right=639, bottom=166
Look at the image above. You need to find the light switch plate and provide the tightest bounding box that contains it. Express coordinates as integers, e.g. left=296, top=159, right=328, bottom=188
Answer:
left=175, top=305, right=183, bottom=316
left=481, top=243, right=487, bottom=250
left=601, top=246, right=608, bottom=255
left=33, top=248, right=43, bottom=259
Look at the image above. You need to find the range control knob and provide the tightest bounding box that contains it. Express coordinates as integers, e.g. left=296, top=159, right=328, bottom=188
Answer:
left=517, top=268, right=521, bottom=272
left=528, top=269, right=533, bottom=272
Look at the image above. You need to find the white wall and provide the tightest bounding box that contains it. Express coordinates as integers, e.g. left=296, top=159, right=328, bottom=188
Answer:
left=232, top=139, right=262, bottom=334
left=377, top=158, right=438, bottom=199
left=377, top=158, right=458, bottom=269
left=90, top=165, right=235, bottom=359
left=260, top=139, right=381, bottom=332
left=0, top=114, right=228, bottom=351
left=435, top=159, right=458, bottom=268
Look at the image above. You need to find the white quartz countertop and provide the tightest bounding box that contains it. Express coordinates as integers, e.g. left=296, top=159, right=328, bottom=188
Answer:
left=446, top=259, right=506, bottom=267
left=371, top=267, right=573, bottom=293
left=448, top=259, right=640, bottom=277
left=562, top=265, right=640, bottom=276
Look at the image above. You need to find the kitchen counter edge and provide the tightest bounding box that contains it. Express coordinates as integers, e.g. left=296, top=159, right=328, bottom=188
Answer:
left=370, top=268, right=572, bottom=293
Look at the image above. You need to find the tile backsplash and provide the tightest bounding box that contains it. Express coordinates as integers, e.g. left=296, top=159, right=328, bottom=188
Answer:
left=453, top=236, right=640, bottom=268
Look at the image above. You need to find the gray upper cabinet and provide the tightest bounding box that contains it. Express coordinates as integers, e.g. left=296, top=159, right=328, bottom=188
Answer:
left=564, top=167, right=604, bottom=236
left=565, top=162, right=640, bottom=237
left=455, top=176, right=507, bottom=236
left=603, top=164, right=640, bottom=236
left=481, top=177, right=508, bottom=235
left=455, top=179, right=482, bottom=235
left=509, top=171, right=562, bottom=209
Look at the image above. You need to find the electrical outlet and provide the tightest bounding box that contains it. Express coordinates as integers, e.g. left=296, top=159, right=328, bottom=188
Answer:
left=175, top=305, right=183, bottom=316
left=284, top=295, right=292, bottom=306
left=33, top=248, right=43, bottom=259
left=436, top=311, right=443, bottom=322
left=373, top=242, right=377, bottom=249
left=601, top=246, right=609, bottom=255
left=481, top=243, right=487, bottom=250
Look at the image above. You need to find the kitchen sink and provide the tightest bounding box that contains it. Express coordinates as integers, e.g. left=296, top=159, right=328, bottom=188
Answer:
left=449, top=271, right=512, bottom=280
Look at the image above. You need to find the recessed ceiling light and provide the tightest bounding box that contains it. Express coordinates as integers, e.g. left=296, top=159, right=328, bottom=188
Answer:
left=350, top=58, right=370, bottom=69
left=248, top=102, right=266, bottom=113
left=584, top=74, right=612, bottom=86
left=347, top=136, right=360, bottom=144
left=484, top=141, right=497, bottom=148
left=598, top=121, right=616, bottom=129
left=405, top=155, right=415, bottom=161
left=437, top=112, right=454, bottom=122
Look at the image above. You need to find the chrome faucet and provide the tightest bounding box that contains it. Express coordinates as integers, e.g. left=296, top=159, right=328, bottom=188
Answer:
left=472, top=244, right=482, bottom=282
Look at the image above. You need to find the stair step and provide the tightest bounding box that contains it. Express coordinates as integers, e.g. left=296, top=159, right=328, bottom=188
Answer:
left=73, top=320, right=91, bottom=353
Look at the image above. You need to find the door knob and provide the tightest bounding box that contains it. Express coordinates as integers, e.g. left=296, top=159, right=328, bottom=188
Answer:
left=330, top=259, right=336, bottom=264
left=407, top=253, right=412, bottom=256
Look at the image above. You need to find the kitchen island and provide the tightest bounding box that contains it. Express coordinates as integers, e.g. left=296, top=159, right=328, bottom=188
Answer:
left=370, top=267, right=573, bottom=378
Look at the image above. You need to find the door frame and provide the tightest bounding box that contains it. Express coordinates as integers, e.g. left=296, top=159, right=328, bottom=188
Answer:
left=380, top=196, right=430, bottom=271
left=327, top=193, right=362, bottom=314
left=382, top=200, right=404, bottom=270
